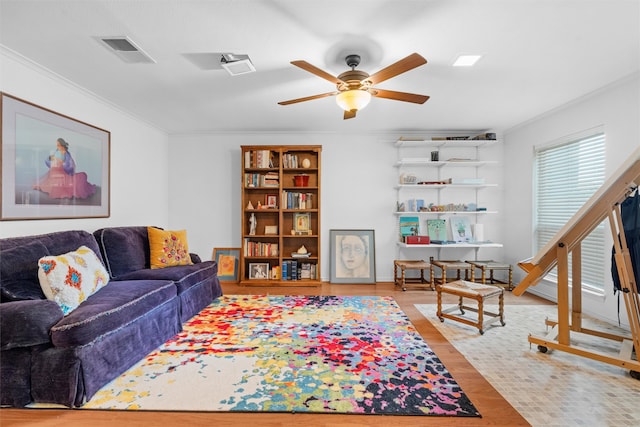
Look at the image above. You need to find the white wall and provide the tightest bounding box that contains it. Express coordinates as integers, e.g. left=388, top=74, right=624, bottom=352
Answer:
left=504, top=72, right=640, bottom=327
left=0, top=48, right=170, bottom=239
left=168, top=132, right=506, bottom=282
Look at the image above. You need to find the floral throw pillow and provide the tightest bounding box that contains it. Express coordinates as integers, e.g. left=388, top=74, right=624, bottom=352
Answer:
left=38, top=246, right=110, bottom=315
left=147, top=227, right=193, bottom=269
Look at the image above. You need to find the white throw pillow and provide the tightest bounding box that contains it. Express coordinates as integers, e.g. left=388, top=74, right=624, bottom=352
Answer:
left=38, top=245, right=110, bottom=315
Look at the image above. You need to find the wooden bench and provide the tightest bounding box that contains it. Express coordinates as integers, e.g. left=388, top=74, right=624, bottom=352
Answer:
left=393, top=260, right=433, bottom=291
left=466, top=260, right=514, bottom=290
left=436, top=279, right=505, bottom=334
left=430, top=258, right=473, bottom=286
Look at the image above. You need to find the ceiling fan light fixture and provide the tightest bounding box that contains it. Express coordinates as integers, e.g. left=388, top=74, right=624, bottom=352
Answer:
left=336, top=90, right=371, bottom=112
left=220, top=53, right=256, bottom=76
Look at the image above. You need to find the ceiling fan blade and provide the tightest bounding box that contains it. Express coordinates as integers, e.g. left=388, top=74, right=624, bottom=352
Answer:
left=278, top=91, right=338, bottom=105
left=343, top=109, right=357, bottom=120
left=291, top=60, right=344, bottom=85
left=365, top=53, right=427, bottom=86
left=370, top=88, right=430, bottom=104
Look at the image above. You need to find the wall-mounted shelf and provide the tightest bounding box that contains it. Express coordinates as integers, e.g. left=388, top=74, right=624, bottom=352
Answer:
left=393, top=136, right=501, bottom=257
left=397, top=242, right=503, bottom=249
left=395, top=159, right=498, bottom=167
left=395, top=137, right=499, bottom=148
left=395, top=184, right=498, bottom=189
left=395, top=211, right=499, bottom=216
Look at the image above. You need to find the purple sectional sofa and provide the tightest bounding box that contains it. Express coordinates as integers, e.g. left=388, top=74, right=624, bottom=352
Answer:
left=0, top=227, right=222, bottom=408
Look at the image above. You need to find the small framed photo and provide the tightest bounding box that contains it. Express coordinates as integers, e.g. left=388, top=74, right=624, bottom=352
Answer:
left=249, top=262, right=270, bottom=279
left=330, top=229, right=376, bottom=284
left=264, top=225, right=278, bottom=234
left=212, top=248, right=240, bottom=283
left=294, top=212, right=310, bottom=232
left=265, top=194, right=277, bottom=208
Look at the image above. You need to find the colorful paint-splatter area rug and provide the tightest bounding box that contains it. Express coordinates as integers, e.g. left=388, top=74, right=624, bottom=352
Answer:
left=83, top=295, right=480, bottom=417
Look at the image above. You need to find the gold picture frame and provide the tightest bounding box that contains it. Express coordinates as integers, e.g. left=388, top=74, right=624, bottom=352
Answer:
left=294, top=212, right=310, bottom=233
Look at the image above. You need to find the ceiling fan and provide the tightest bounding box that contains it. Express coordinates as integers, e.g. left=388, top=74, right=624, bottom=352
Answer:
left=278, top=52, right=429, bottom=120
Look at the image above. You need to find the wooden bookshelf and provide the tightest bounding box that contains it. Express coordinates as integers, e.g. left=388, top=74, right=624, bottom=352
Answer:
left=240, top=145, right=321, bottom=286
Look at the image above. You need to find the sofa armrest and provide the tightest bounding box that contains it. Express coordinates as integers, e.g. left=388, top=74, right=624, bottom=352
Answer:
left=189, top=253, right=201, bottom=264
left=0, top=300, right=63, bottom=350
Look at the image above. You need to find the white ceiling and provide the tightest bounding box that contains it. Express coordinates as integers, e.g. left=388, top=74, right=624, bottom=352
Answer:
left=1, top=0, right=639, bottom=135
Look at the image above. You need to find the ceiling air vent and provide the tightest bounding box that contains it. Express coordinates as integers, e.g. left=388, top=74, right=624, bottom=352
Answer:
left=99, top=36, right=156, bottom=64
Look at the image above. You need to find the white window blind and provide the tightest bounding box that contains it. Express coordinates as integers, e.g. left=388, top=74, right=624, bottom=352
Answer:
left=534, top=132, right=606, bottom=290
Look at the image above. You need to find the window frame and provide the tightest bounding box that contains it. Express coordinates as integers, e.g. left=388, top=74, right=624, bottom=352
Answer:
left=533, top=128, right=606, bottom=292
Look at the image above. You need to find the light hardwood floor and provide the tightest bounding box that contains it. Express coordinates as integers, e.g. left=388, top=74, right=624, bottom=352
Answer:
left=1, top=282, right=549, bottom=427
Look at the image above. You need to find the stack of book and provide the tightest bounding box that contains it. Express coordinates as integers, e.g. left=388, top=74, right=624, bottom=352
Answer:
left=282, top=153, right=299, bottom=168
left=281, top=261, right=316, bottom=280
left=262, top=172, right=279, bottom=187
left=244, top=149, right=273, bottom=168
left=243, top=240, right=278, bottom=257
left=282, top=191, right=313, bottom=209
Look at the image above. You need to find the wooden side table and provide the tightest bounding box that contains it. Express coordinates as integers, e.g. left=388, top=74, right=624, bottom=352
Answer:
left=436, top=279, right=506, bottom=334
left=393, top=260, right=433, bottom=291
left=466, top=260, right=513, bottom=290
left=430, top=257, right=474, bottom=286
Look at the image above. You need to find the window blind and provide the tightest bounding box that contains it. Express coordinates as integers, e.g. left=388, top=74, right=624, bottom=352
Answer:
left=534, top=132, right=606, bottom=290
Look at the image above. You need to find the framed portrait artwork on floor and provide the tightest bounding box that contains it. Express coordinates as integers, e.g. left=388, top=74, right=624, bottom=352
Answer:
left=212, top=248, right=240, bottom=283
left=1, top=93, right=110, bottom=220
left=329, top=229, right=376, bottom=284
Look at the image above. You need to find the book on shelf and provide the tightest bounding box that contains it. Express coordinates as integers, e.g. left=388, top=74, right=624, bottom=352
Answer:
left=282, top=153, right=300, bottom=168
left=426, top=219, right=447, bottom=241
left=405, top=198, right=424, bottom=212
left=244, top=149, right=274, bottom=168
left=300, top=262, right=311, bottom=279
left=243, top=240, right=278, bottom=257
left=280, top=260, right=315, bottom=280
left=244, top=172, right=280, bottom=188
left=262, top=171, right=280, bottom=187
left=282, top=191, right=313, bottom=209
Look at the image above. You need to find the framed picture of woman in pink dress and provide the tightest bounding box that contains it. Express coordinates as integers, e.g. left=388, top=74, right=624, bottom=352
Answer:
left=1, top=93, right=110, bottom=220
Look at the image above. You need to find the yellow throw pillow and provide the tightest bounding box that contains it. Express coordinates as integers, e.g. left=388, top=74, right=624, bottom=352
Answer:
left=38, top=246, right=110, bottom=315
left=148, top=227, right=193, bottom=269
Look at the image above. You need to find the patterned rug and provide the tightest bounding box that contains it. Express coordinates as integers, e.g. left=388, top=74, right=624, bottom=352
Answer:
left=416, top=304, right=640, bottom=427
left=83, top=295, right=480, bottom=416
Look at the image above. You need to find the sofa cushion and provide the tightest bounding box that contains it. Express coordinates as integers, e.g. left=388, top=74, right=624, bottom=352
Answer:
left=0, top=241, right=49, bottom=301
left=50, top=279, right=177, bottom=348
left=0, top=299, right=63, bottom=350
left=147, top=227, right=193, bottom=269
left=38, top=246, right=110, bottom=315
left=116, top=261, right=217, bottom=295
left=0, top=231, right=102, bottom=262
left=93, top=226, right=150, bottom=279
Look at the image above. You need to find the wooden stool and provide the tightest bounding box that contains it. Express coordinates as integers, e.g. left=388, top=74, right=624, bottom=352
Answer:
left=394, top=260, right=433, bottom=291
left=436, top=280, right=505, bottom=334
left=466, top=260, right=514, bottom=290
left=430, top=257, right=474, bottom=286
